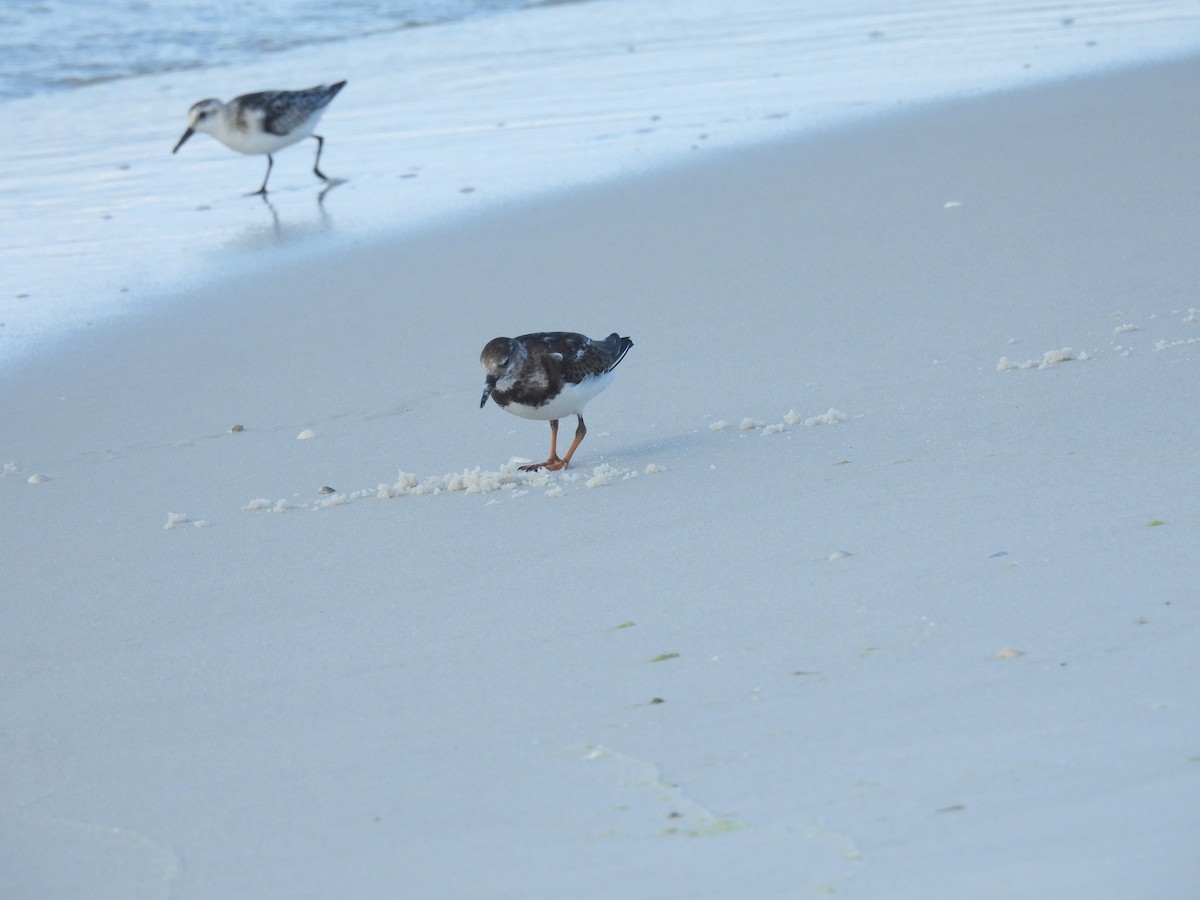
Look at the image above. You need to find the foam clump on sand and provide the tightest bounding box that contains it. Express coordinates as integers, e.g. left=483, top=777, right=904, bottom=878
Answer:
left=802, top=408, right=848, bottom=426
left=3, top=462, right=17, bottom=476
left=241, top=498, right=295, bottom=513
left=586, top=467, right=614, bottom=488
left=718, top=408, right=849, bottom=437
left=1154, top=337, right=1200, bottom=352
left=587, top=462, right=642, bottom=488
left=380, top=460, right=541, bottom=497
left=243, top=458, right=658, bottom=516
left=997, top=348, right=1089, bottom=371
left=164, top=512, right=188, bottom=529
left=313, top=489, right=374, bottom=509
left=383, top=459, right=650, bottom=497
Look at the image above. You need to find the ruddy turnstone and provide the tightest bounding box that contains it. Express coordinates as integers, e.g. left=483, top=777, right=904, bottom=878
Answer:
left=172, top=81, right=346, bottom=194
left=480, top=331, right=634, bottom=471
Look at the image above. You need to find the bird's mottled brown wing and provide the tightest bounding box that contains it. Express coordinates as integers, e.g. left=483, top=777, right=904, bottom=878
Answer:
left=520, top=332, right=633, bottom=385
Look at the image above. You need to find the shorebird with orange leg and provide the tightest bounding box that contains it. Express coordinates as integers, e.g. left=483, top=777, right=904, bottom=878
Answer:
left=480, top=331, right=633, bottom=471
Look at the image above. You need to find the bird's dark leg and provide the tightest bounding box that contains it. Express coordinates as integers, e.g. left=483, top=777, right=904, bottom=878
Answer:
left=252, top=154, right=274, bottom=195
left=312, top=134, right=330, bottom=181
left=519, top=419, right=565, bottom=471
left=547, top=414, right=587, bottom=471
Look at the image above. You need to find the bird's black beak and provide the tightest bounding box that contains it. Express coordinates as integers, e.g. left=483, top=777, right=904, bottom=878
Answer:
left=172, top=127, right=194, bottom=154
left=480, top=377, right=496, bottom=408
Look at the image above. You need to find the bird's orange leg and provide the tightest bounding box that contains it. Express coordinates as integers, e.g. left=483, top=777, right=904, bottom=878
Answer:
left=544, top=415, right=587, bottom=471
left=519, top=419, right=564, bottom=471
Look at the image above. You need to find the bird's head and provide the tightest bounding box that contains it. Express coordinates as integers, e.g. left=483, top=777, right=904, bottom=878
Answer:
left=172, top=99, right=223, bottom=153
left=479, top=337, right=521, bottom=408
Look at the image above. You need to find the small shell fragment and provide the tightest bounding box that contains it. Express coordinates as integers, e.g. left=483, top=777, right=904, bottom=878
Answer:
left=296, top=429, right=316, bottom=440
left=227, top=423, right=244, bottom=433
left=995, top=648, right=1024, bottom=660
left=26, top=474, right=49, bottom=484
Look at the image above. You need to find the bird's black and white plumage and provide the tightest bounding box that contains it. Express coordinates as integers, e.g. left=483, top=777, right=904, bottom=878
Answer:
left=480, top=331, right=633, bottom=471
left=172, top=81, right=346, bottom=194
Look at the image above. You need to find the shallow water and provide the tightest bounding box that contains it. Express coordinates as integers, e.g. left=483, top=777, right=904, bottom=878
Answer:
left=1, top=0, right=1198, bottom=368
left=1, top=0, right=533, bottom=101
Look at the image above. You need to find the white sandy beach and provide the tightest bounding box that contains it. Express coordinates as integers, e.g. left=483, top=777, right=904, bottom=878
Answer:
left=3, top=46, right=1200, bottom=900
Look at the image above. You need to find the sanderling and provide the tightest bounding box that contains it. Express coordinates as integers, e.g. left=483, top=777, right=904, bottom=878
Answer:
left=172, top=81, right=347, bottom=194
left=480, top=331, right=634, bottom=471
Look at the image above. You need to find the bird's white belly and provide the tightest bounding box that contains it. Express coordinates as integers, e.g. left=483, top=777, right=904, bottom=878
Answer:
left=505, top=372, right=614, bottom=421
left=221, top=124, right=313, bottom=155
left=213, top=109, right=326, bottom=155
